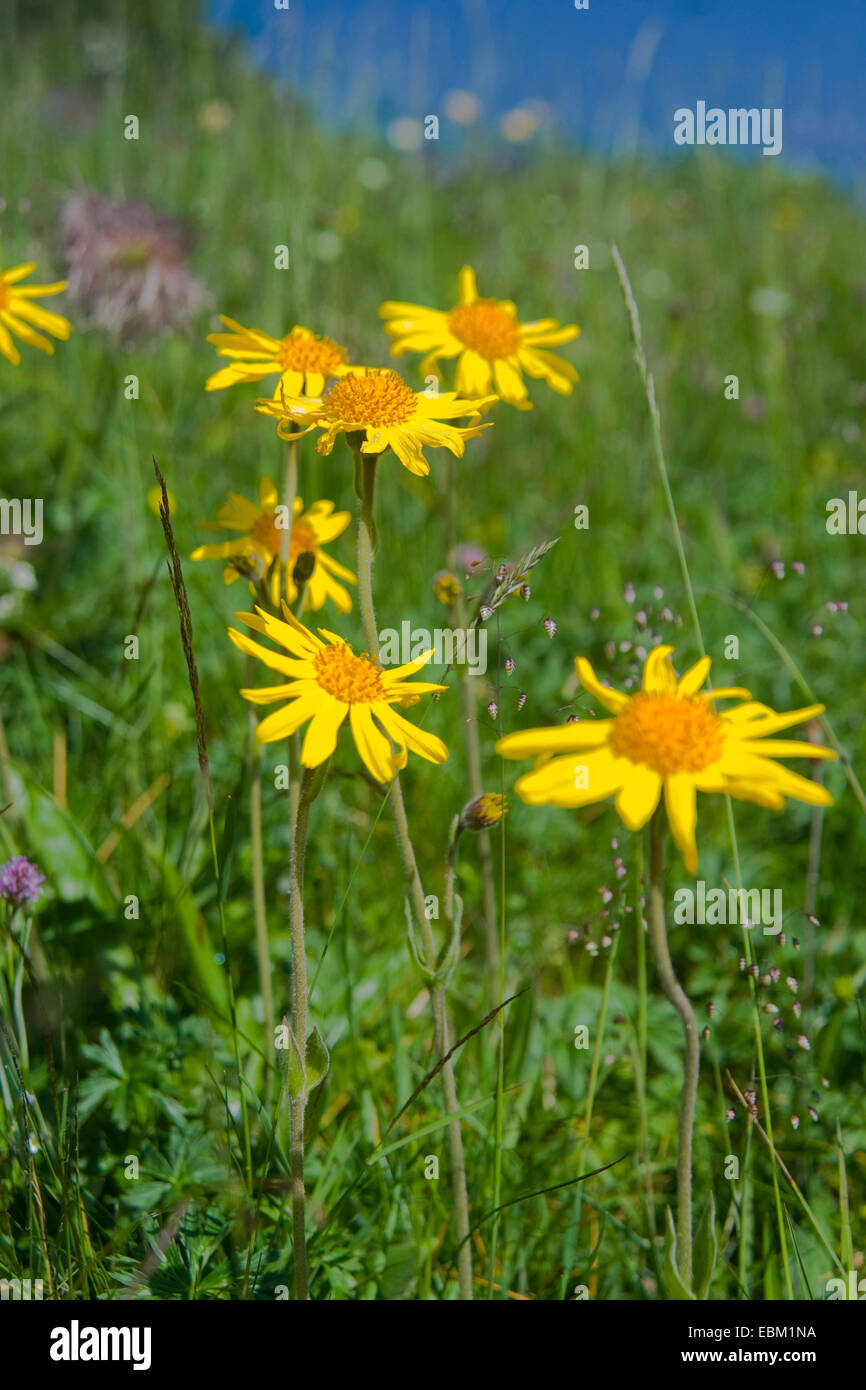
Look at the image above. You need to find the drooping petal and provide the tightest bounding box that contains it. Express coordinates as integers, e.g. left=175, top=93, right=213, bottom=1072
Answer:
left=301, top=698, right=348, bottom=766
left=350, top=704, right=399, bottom=783
left=376, top=704, right=449, bottom=764
left=615, top=766, right=662, bottom=830
left=664, top=774, right=699, bottom=874
left=514, top=746, right=627, bottom=808
left=255, top=694, right=320, bottom=742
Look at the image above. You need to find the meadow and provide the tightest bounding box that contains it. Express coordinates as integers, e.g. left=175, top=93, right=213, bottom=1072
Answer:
left=0, top=1, right=864, bottom=1301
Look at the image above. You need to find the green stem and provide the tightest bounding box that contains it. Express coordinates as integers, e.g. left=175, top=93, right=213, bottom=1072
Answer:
left=647, top=808, right=698, bottom=1289
left=354, top=448, right=473, bottom=1300
left=289, top=766, right=315, bottom=1300
left=725, top=800, right=794, bottom=1299
left=246, top=656, right=274, bottom=1066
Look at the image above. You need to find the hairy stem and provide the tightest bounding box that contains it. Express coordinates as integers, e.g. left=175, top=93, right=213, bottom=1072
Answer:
left=289, top=767, right=315, bottom=1300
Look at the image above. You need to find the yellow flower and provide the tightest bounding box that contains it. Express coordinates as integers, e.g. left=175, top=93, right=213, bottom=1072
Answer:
left=433, top=572, right=462, bottom=605
left=379, top=265, right=579, bottom=409
left=255, top=367, right=495, bottom=477
left=191, top=478, right=355, bottom=612
left=228, top=605, right=449, bottom=783
left=147, top=484, right=176, bottom=517
left=0, top=262, right=71, bottom=365
left=206, top=318, right=354, bottom=396
left=497, top=645, right=836, bottom=874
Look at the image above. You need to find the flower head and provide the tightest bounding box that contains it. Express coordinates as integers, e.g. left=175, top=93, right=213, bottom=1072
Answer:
left=206, top=317, right=354, bottom=396
left=228, top=605, right=448, bottom=783
left=0, top=856, right=46, bottom=906
left=379, top=265, right=579, bottom=409
left=0, top=262, right=71, bottom=365
left=255, top=367, right=495, bottom=476
left=192, top=478, right=355, bottom=612
left=460, top=792, right=508, bottom=830
left=497, top=645, right=836, bottom=874
left=61, top=191, right=206, bottom=339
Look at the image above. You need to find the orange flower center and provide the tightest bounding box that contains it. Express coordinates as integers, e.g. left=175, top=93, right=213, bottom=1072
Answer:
left=611, top=693, right=725, bottom=776
left=0, top=280, right=10, bottom=310
left=313, top=644, right=386, bottom=704
left=321, top=370, right=417, bottom=429
left=249, top=512, right=317, bottom=562
left=276, top=330, right=348, bottom=378
left=447, top=299, right=522, bottom=359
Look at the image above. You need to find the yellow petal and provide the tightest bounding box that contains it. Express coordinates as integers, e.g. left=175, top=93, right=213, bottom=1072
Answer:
left=350, top=704, right=398, bottom=783
left=676, top=656, right=711, bottom=696
left=615, top=766, right=662, bottom=830
left=642, top=645, right=677, bottom=694
left=664, top=774, right=698, bottom=874
left=458, top=265, right=478, bottom=305
left=255, top=694, right=319, bottom=742
left=514, top=746, right=626, bottom=808
left=496, top=720, right=614, bottom=759
left=301, top=699, right=347, bottom=766
left=575, top=657, right=628, bottom=714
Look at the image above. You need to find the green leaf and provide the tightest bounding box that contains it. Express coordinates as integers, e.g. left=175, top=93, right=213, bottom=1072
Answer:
left=305, top=1025, right=330, bottom=1090
left=663, top=1206, right=696, bottom=1300
left=282, top=1023, right=305, bottom=1099
left=693, top=1193, right=718, bottom=1300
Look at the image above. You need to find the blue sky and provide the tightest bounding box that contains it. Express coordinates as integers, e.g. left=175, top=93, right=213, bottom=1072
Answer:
left=208, top=0, right=866, bottom=182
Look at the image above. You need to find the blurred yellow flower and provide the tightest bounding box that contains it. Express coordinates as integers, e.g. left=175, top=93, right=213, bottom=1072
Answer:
left=191, top=477, right=355, bottom=612
left=147, top=484, right=176, bottom=517
left=256, top=367, right=495, bottom=476
left=380, top=265, right=579, bottom=409
left=433, top=572, right=462, bottom=605
left=0, top=262, right=71, bottom=365
left=206, top=318, right=354, bottom=396
left=229, top=605, right=448, bottom=783
left=497, top=645, right=836, bottom=874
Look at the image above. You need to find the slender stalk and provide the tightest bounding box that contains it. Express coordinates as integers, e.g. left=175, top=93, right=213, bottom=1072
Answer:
left=281, top=436, right=302, bottom=849
left=246, top=656, right=274, bottom=1065
left=355, top=449, right=473, bottom=1300
left=612, top=250, right=793, bottom=1293
left=647, top=809, right=699, bottom=1288
left=725, top=800, right=794, bottom=1298
left=288, top=766, right=315, bottom=1301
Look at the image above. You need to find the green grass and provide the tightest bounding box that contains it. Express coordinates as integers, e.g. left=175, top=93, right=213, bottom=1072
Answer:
left=0, top=0, right=863, bottom=1300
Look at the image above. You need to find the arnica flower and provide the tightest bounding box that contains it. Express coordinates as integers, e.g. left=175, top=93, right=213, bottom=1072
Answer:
left=191, top=478, right=355, bottom=612
left=228, top=605, right=449, bottom=783
left=0, top=856, right=45, bottom=906
left=379, top=265, right=579, bottom=410
left=255, top=367, right=495, bottom=476
left=206, top=318, right=354, bottom=396
left=0, top=263, right=71, bottom=365
left=497, top=645, right=836, bottom=874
